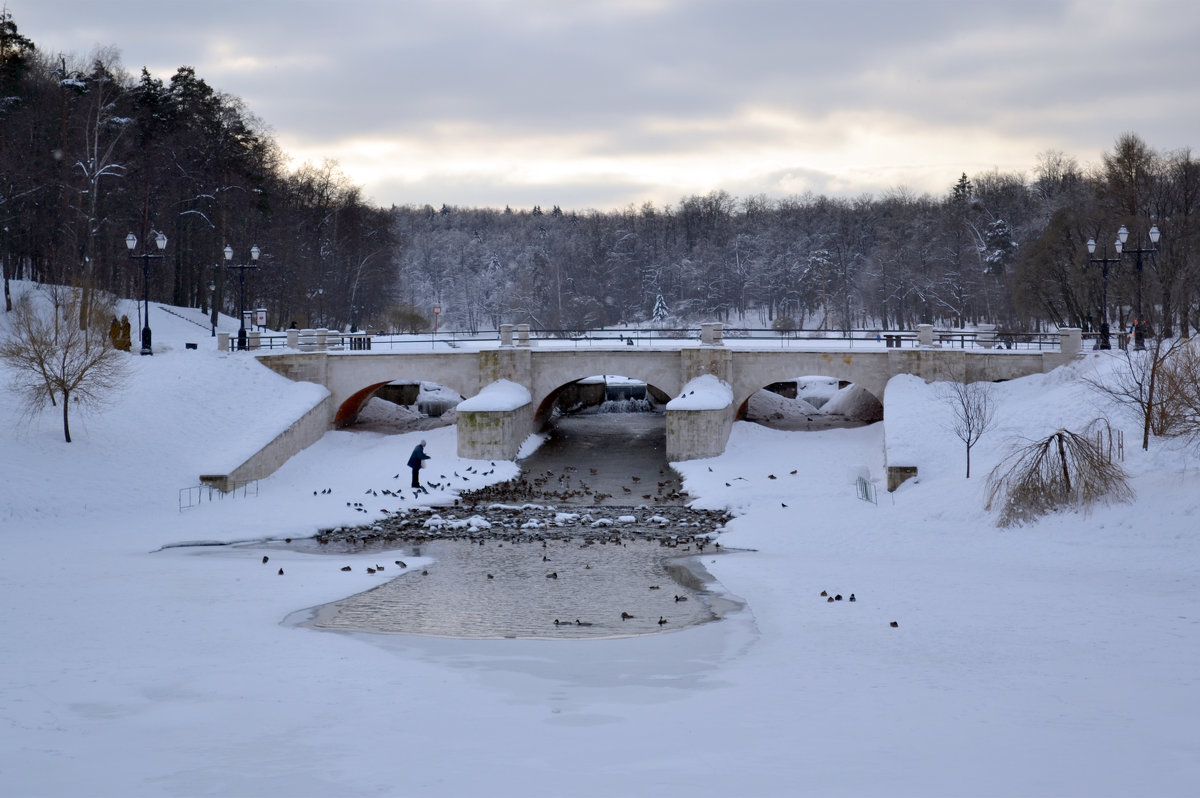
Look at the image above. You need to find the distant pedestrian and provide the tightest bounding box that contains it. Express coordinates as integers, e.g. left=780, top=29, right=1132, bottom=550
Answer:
left=407, top=440, right=430, bottom=488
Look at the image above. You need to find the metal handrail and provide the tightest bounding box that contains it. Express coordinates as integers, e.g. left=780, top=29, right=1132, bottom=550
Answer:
left=223, top=326, right=1066, bottom=352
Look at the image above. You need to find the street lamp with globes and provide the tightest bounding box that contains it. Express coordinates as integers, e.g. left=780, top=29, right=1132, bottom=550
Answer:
left=1086, top=234, right=1122, bottom=350
left=125, top=231, right=167, bottom=355
left=1116, top=224, right=1161, bottom=350
left=224, top=244, right=260, bottom=350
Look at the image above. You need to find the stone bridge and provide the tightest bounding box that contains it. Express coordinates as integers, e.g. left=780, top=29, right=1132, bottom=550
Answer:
left=253, top=325, right=1082, bottom=476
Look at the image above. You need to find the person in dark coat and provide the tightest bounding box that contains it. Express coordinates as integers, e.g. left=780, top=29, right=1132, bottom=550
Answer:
left=407, top=440, right=430, bottom=488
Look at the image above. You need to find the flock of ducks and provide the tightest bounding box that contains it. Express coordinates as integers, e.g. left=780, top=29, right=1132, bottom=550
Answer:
left=462, top=467, right=686, bottom=506
left=820, top=589, right=900, bottom=627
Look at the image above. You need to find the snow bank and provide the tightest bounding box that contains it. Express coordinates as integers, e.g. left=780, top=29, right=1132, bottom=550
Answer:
left=666, top=373, right=733, bottom=410
left=455, top=378, right=531, bottom=411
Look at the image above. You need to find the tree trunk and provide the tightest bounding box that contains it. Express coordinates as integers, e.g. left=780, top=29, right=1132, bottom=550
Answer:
left=61, top=389, right=72, bottom=443
left=1056, top=432, right=1070, bottom=492
left=1144, top=357, right=1156, bottom=451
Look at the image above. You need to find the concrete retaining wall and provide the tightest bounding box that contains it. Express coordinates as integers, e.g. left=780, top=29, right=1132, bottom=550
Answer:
left=665, top=407, right=734, bottom=461
left=200, top=394, right=333, bottom=492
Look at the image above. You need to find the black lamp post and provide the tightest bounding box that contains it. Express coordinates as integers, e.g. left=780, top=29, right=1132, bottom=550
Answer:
left=125, top=231, right=167, bottom=355
left=1086, top=235, right=1122, bottom=350
left=1116, top=224, right=1161, bottom=350
left=208, top=279, right=217, bottom=336
left=224, top=244, right=260, bottom=350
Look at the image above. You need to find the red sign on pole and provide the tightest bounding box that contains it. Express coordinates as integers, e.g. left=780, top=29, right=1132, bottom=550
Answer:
left=432, top=305, right=441, bottom=315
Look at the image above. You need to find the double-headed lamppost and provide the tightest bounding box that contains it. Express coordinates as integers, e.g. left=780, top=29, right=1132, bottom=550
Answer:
left=125, top=231, right=168, bottom=355
left=1117, top=224, right=1161, bottom=350
left=1086, top=234, right=1123, bottom=350
left=223, top=244, right=260, bottom=350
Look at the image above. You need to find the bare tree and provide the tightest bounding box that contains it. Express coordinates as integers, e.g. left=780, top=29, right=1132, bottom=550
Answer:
left=1082, top=336, right=1187, bottom=450
left=0, top=286, right=128, bottom=442
left=940, top=377, right=996, bottom=478
left=984, top=420, right=1133, bottom=527
left=1154, top=338, right=1200, bottom=443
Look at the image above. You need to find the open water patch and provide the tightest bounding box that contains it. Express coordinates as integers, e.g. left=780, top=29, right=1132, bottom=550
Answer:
left=299, top=503, right=739, bottom=639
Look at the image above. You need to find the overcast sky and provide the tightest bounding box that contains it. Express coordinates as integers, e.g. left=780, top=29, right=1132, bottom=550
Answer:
left=12, top=0, right=1200, bottom=211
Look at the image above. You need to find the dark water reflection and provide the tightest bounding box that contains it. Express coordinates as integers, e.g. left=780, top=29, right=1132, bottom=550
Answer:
left=306, top=536, right=732, bottom=639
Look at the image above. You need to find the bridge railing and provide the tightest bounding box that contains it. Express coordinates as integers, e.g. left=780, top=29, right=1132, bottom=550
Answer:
left=222, top=327, right=1066, bottom=352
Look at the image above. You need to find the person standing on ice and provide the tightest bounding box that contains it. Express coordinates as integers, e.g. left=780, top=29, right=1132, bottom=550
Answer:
left=407, top=440, right=430, bottom=488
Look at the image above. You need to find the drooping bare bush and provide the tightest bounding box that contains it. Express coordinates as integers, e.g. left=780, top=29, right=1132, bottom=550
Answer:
left=984, top=419, right=1133, bottom=527
left=0, top=287, right=128, bottom=442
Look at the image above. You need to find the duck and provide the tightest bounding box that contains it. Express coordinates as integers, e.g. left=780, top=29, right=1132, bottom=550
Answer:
left=621, top=612, right=634, bottom=620
left=674, top=595, right=688, bottom=602
left=657, top=616, right=668, bottom=625
left=341, top=566, right=352, bottom=572
left=277, top=568, right=284, bottom=575
left=575, top=619, right=593, bottom=627
left=849, top=594, right=856, bottom=602
left=546, top=572, right=558, bottom=579
left=262, top=556, right=269, bottom=564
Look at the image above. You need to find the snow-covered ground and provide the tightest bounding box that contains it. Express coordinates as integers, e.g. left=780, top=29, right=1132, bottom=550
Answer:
left=2, top=283, right=1198, bottom=797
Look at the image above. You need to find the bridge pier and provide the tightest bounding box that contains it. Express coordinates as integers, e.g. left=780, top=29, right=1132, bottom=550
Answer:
left=457, top=405, right=534, bottom=460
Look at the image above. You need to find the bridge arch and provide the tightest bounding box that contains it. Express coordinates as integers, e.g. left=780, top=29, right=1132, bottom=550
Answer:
left=528, top=350, right=684, bottom=425
left=730, top=351, right=891, bottom=414
left=532, top=374, right=673, bottom=426
left=323, top=353, right=483, bottom=429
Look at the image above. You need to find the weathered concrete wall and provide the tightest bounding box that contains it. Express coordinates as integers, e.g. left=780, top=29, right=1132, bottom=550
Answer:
left=479, top=347, right=532, bottom=388
left=256, top=351, right=330, bottom=386
left=200, top=394, right=333, bottom=491
left=665, top=406, right=734, bottom=461
left=457, top=404, right=534, bottom=460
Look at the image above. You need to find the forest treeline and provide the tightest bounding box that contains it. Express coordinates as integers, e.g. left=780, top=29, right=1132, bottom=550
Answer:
left=2, top=10, right=1198, bottom=337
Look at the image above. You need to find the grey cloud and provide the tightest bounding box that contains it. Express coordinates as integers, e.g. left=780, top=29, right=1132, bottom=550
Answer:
left=15, top=0, right=1200, bottom=209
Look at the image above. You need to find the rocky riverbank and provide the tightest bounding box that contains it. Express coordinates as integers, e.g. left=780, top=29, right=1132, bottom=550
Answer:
left=316, top=501, right=733, bottom=549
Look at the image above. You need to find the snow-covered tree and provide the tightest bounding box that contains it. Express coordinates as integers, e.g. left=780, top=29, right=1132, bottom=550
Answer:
left=652, top=293, right=669, bottom=322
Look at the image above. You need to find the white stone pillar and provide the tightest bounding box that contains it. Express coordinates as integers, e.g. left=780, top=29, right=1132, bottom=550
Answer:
left=500, top=324, right=514, bottom=346
left=216, top=331, right=230, bottom=351
left=917, top=324, right=934, bottom=347
left=286, top=328, right=299, bottom=348
left=1060, top=327, right=1082, bottom=354
left=516, top=324, right=531, bottom=347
